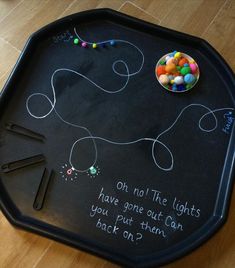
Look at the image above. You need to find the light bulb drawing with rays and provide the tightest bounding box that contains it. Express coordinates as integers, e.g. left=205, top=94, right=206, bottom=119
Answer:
left=60, top=163, right=78, bottom=182
left=87, top=165, right=101, bottom=178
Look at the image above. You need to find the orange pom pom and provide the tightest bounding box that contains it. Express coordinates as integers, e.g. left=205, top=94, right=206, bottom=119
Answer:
left=165, top=63, right=176, bottom=73
left=178, top=58, right=189, bottom=67
left=166, top=57, right=178, bottom=65
left=156, top=65, right=166, bottom=76
left=173, top=72, right=181, bottom=76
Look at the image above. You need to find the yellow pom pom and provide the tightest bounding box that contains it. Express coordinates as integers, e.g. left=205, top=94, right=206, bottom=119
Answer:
left=174, top=52, right=181, bottom=59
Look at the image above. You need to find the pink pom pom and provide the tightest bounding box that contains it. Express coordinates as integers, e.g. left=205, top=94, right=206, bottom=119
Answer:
left=189, top=63, right=197, bottom=74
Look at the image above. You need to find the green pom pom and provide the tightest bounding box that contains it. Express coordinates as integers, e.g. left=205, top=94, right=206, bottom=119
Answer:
left=180, top=66, right=191, bottom=75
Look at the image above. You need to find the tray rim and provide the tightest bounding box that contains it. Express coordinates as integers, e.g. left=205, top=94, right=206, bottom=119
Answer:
left=0, top=8, right=235, bottom=268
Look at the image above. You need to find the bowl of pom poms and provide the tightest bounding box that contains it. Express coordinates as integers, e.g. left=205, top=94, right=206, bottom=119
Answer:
left=155, top=51, right=200, bottom=93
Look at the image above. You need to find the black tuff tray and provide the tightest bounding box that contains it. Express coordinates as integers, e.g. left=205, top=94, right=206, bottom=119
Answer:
left=0, top=9, right=235, bottom=268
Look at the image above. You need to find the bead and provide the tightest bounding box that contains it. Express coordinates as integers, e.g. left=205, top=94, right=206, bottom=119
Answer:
left=174, top=76, right=184, bottom=85
left=184, top=73, right=196, bottom=84
left=156, top=65, right=166, bottom=76
left=180, top=66, right=191, bottom=75
left=92, top=43, right=97, bottom=49
left=159, top=60, right=166, bottom=65
left=73, top=38, right=79, bottom=45
left=170, top=80, right=175, bottom=84
left=81, top=42, right=87, bottom=48
left=110, top=40, right=115, bottom=46
left=183, top=63, right=189, bottom=67
left=159, top=74, right=170, bottom=85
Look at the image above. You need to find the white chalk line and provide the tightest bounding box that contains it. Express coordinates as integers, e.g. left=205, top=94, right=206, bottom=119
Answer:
left=26, top=27, right=144, bottom=172
left=26, top=28, right=234, bottom=173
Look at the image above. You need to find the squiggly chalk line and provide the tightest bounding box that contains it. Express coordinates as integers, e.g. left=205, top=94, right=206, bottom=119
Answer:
left=26, top=28, right=234, bottom=173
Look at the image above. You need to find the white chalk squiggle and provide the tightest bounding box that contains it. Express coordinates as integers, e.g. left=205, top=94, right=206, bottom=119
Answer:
left=67, top=104, right=234, bottom=172
left=26, top=28, right=234, bottom=173
left=26, top=28, right=144, bottom=172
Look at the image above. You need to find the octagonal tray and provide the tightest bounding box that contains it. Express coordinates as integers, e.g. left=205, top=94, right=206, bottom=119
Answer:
left=0, top=9, right=235, bottom=268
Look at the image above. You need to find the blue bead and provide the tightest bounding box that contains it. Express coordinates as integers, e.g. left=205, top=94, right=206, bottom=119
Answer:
left=184, top=63, right=189, bottom=67
left=110, top=40, right=115, bottom=46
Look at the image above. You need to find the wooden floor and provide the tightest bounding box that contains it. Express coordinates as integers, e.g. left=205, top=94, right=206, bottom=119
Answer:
left=0, top=0, right=235, bottom=267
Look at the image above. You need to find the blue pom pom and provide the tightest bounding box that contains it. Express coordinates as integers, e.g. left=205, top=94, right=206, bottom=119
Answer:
left=177, top=84, right=186, bottom=91
left=184, top=74, right=196, bottom=84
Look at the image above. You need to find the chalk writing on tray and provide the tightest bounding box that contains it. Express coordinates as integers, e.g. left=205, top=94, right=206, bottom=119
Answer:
left=222, top=111, right=234, bottom=134
left=88, top=180, right=202, bottom=244
left=52, top=30, right=73, bottom=43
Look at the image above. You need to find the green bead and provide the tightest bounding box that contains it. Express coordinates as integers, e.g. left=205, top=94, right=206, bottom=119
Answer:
left=89, top=166, right=97, bottom=175
left=74, top=38, right=79, bottom=45
left=159, top=60, right=165, bottom=65
left=180, top=66, right=191, bottom=75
